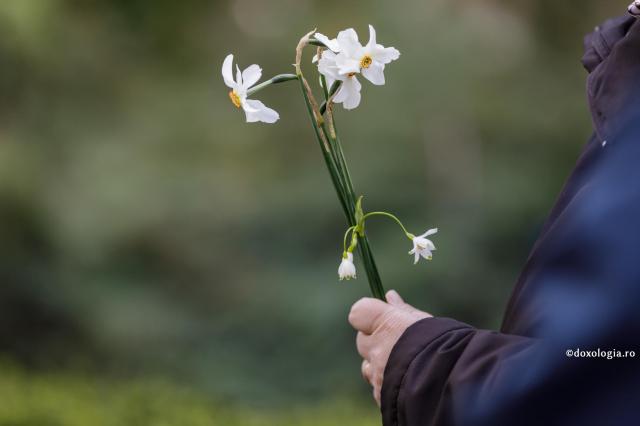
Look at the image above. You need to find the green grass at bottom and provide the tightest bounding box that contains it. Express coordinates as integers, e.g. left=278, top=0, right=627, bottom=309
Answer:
left=0, top=362, right=379, bottom=426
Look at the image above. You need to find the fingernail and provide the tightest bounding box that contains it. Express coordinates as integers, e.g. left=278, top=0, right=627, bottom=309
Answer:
left=386, top=290, right=403, bottom=305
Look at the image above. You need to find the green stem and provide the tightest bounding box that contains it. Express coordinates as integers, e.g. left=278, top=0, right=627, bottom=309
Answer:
left=320, top=75, right=330, bottom=101
left=320, top=88, right=353, bottom=209
left=319, top=84, right=350, bottom=198
left=331, top=133, right=356, bottom=206
left=247, top=74, right=298, bottom=96
left=343, top=226, right=356, bottom=253
left=296, top=39, right=385, bottom=300
left=358, top=235, right=385, bottom=300
left=296, top=76, right=350, bottom=220
left=320, top=112, right=386, bottom=300
left=362, top=212, right=414, bottom=240
left=320, top=122, right=350, bottom=198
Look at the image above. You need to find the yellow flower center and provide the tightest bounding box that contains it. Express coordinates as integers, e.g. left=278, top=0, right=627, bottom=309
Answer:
left=360, top=55, right=373, bottom=69
left=228, top=90, right=242, bottom=108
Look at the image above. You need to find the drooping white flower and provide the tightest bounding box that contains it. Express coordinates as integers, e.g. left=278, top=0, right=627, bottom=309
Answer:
left=222, top=54, right=279, bottom=124
left=333, top=25, right=400, bottom=86
left=338, top=252, right=357, bottom=280
left=409, top=228, right=438, bottom=264
left=317, top=48, right=362, bottom=110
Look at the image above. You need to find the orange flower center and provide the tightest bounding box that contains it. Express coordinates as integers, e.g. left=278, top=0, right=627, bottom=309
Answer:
left=228, top=90, right=242, bottom=108
left=360, top=55, right=373, bottom=69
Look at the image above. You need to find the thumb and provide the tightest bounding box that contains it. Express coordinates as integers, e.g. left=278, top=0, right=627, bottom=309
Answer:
left=385, top=290, right=405, bottom=306
left=386, top=290, right=431, bottom=318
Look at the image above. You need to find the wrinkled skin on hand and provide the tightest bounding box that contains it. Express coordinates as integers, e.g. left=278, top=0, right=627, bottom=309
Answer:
left=348, top=290, right=432, bottom=405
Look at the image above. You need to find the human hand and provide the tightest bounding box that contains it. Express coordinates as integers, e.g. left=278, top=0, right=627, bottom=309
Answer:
left=348, top=290, right=432, bottom=406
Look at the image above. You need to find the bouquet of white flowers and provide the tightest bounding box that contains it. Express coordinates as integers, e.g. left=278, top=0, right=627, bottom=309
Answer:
left=222, top=26, right=438, bottom=300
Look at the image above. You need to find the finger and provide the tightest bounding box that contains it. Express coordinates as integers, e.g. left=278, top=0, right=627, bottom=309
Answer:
left=385, top=290, right=405, bottom=306
left=361, top=359, right=372, bottom=384
left=348, top=297, right=390, bottom=334
left=356, top=331, right=372, bottom=359
left=386, top=289, right=417, bottom=312
left=386, top=290, right=432, bottom=317
left=373, top=385, right=381, bottom=407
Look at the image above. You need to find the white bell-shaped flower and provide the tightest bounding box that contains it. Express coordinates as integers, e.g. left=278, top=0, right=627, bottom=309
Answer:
left=338, top=252, right=357, bottom=280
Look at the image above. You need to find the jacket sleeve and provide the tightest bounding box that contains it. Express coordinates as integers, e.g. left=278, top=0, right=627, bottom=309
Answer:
left=381, top=318, right=542, bottom=426
left=381, top=17, right=640, bottom=426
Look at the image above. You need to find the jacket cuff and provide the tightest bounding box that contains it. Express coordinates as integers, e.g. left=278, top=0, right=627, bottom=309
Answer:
left=380, top=317, right=473, bottom=426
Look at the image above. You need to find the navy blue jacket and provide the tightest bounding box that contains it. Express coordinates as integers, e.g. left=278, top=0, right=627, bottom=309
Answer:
left=381, top=16, right=640, bottom=426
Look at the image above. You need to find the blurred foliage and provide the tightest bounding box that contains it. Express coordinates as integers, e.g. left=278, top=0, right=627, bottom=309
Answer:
left=0, top=0, right=626, bottom=421
left=0, top=361, right=377, bottom=425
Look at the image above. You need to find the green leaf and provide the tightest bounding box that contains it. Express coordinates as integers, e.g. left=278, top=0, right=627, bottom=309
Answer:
left=355, top=196, right=365, bottom=236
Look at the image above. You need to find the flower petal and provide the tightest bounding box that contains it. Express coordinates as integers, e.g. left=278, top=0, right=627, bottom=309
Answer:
left=243, top=99, right=279, bottom=124
left=315, top=32, right=341, bottom=52
left=324, top=75, right=336, bottom=90
left=373, top=45, right=400, bottom=64
left=366, top=25, right=377, bottom=50
left=362, top=61, right=385, bottom=85
left=333, top=77, right=361, bottom=110
left=222, top=54, right=236, bottom=88
left=337, top=28, right=359, bottom=44
left=332, top=84, right=348, bottom=103
left=318, top=51, right=341, bottom=80
left=337, top=28, right=362, bottom=57
left=335, top=54, right=361, bottom=75
left=235, top=65, right=243, bottom=87
left=414, top=251, right=420, bottom=264
left=419, top=228, right=438, bottom=238
left=420, top=250, right=433, bottom=260
left=242, top=64, right=262, bottom=89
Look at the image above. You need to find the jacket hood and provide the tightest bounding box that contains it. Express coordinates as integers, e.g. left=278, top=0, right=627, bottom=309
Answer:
left=582, top=15, right=636, bottom=73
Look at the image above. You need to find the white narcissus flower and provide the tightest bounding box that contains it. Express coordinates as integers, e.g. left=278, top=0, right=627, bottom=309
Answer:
left=409, top=229, right=438, bottom=264
left=314, top=25, right=400, bottom=110
left=316, top=33, right=364, bottom=110
left=318, top=50, right=362, bottom=110
left=333, top=25, right=400, bottom=86
left=222, top=54, right=279, bottom=124
left=338, top=252, right=357, bottom=280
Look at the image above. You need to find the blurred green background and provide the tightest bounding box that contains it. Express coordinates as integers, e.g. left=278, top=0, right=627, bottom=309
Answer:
left=0, top=0, right=625, bottom=424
